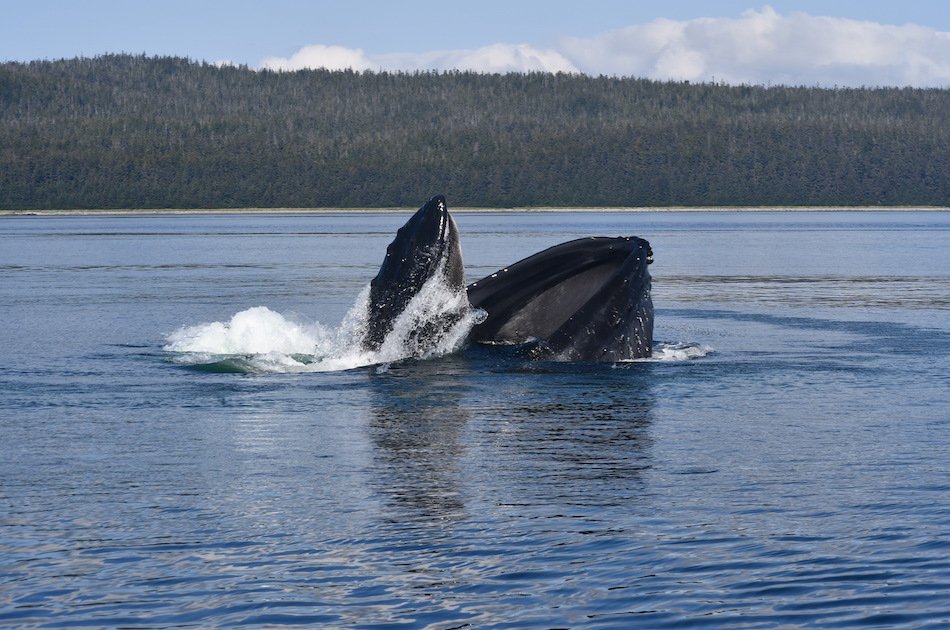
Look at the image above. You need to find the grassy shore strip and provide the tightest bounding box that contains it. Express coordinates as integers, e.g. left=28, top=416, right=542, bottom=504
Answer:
left=2, top=206, right=948, bottom=216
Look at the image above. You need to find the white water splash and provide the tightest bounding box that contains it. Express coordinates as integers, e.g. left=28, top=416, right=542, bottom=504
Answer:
left=164, top=274, right=483, bottom=373
left=164, top=306, right=329, bottom=355
left=621, top=342, right=713, bottom=363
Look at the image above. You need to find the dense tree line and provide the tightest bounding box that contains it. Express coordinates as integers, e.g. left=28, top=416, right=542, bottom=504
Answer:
left=0, top=54, right=947, bottom=209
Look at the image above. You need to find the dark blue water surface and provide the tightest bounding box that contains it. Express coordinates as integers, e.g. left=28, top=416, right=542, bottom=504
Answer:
left=1, top=210, right=949, bottom=628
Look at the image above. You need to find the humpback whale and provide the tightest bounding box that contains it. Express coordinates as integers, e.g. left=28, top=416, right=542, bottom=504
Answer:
left=362, top=195, right=466, bottom=353
left=362, top=195, right=654, bottom=362
left=467, top=236, right=654, bottom=361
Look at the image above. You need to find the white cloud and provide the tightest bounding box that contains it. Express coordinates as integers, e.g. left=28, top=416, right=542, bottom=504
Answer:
left=446, top=44, right=578, bottom=74
left=257, top=6, right=950, bottom=87
left=260, top=43, right=576, bottom=74
left=559, top=6, right=950, bottom=87
left=260, top=44, right=376, bottom=72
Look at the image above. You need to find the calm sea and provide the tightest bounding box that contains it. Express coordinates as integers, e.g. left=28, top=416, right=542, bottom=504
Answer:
left=1, top=210, right=948, bottom=628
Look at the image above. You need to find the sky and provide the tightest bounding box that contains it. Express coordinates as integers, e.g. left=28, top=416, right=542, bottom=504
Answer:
left=2, top=1, right=949, bottom=87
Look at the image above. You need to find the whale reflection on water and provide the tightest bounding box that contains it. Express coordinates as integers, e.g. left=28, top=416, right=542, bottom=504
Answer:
left=366, top=356, right=471, bottom=523
left=365, top=350, right=655, bottom=527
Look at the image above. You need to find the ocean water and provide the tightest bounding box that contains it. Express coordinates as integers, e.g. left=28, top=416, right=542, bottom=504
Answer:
left=1, top=210, right=948, bottom=628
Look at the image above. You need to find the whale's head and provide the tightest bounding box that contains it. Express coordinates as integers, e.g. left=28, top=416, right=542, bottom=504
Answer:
left=363, top=195, right=465, bottom=351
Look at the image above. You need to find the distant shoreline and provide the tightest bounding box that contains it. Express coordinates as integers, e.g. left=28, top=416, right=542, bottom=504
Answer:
left=2, top=206, right=948, bottom=217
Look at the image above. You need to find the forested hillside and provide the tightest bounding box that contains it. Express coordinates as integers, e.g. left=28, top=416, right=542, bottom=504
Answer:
left=1, top=54, right=947, bottom=209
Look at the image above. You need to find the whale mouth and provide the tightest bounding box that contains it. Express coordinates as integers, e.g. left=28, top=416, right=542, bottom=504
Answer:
left=467, top=235, right=654, bottom=360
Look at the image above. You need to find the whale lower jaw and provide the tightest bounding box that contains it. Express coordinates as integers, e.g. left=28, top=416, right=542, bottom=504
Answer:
left=467, top=237, right=654, bottom=361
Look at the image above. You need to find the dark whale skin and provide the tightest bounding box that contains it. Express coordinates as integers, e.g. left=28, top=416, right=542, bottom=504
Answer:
left=467, top=236, right=653, bottom=361
left=363, top=195, right=464, bottom=351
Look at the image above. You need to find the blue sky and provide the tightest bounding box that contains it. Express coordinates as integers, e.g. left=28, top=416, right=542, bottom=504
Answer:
left=2, top=1, right=948, bottom=86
